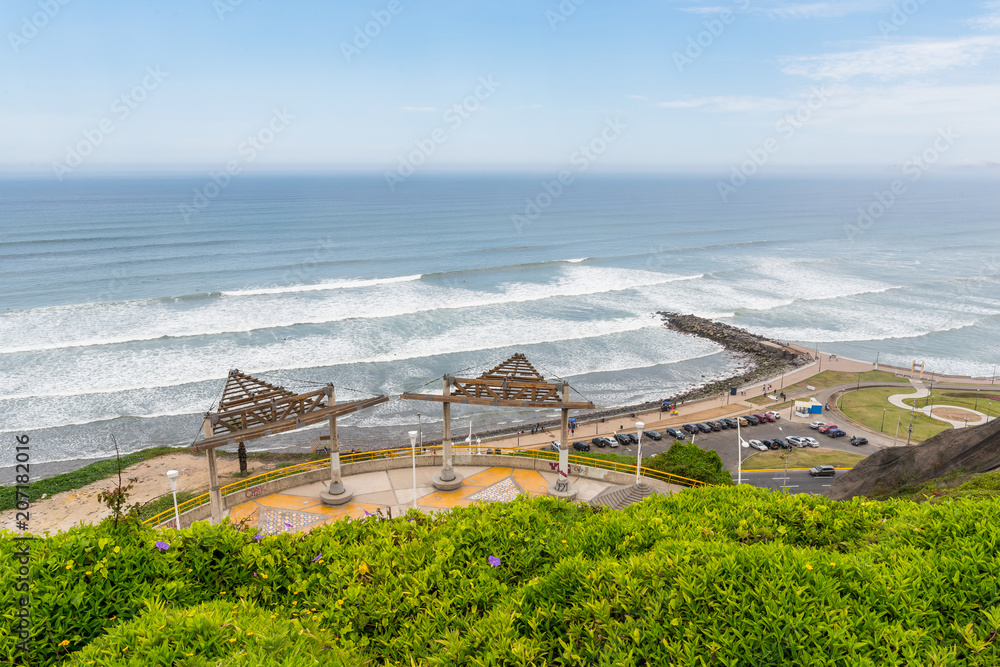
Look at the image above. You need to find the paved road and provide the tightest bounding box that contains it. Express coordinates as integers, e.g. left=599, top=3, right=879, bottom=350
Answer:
left=739, top=470, right=838, bottom=494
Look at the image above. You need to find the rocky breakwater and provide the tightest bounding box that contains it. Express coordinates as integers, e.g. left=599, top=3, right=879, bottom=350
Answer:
left=658, top=312, right=811, bottom=404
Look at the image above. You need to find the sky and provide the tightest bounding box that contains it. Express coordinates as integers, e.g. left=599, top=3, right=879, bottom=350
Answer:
left=1, top=0, right=999, bottom=173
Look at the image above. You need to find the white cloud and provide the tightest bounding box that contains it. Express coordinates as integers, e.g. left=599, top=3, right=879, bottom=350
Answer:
left=657, top=95, right=796, bottom=112
left=781, top=36, right=1000, bottom=80
left=673, top=0, right=890, bottom=19
left=969, top=1, right=1000, bottom=29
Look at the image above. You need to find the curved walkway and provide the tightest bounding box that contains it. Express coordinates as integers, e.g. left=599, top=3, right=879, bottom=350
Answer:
left=887, top=381, right=989, bottom=428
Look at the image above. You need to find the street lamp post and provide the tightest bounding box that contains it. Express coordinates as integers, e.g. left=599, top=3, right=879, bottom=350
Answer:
left=893, top=413, right=901, bottom=447
left=408, top=430, right=419, bottom=510
left=736, top=419, right=749, bottom=486
left=880, top=409, right=886, bottom=433
left=166, top=470, right=180, bottom=530
left=634, top=421, right=645, bottom=483
left=974, top=389, right=979, bottom=412
left=417, top=413, right=422, bottom=453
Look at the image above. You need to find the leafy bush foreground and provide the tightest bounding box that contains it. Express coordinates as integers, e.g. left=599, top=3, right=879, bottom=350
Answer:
left=3, top=486, right=1000, bottom=666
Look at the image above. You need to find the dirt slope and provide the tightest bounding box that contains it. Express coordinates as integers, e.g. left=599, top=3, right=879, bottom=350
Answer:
left=826, top=417, right=1000, bottom=500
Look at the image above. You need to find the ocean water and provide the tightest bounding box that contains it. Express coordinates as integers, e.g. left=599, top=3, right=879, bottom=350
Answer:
left=2, top=173, right=999, bottom=465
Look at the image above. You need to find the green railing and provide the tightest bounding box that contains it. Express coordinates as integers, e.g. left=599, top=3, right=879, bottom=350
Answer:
left=143, top=445, right=704, bottom=526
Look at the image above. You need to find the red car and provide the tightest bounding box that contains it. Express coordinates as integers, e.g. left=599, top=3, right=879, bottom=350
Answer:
left=755, top=413, right=775, bottom=422
left=818, top=424, right=838, bottom=433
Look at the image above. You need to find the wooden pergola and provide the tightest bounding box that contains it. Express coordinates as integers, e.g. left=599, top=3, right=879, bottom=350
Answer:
left=192, top=370, right=388, bottom=520
left=401, top=353, right=593, bottom=497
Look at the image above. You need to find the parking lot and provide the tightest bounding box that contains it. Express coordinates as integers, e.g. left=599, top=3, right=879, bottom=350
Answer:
left=590, top=416, right=873, bottom=495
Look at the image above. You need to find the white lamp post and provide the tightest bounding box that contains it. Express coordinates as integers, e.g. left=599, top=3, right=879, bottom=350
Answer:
left=634, top=421, right=645, bottom=483
left=736, top=421, right=749, bottom=485
left=166, top=469, right=180, bottom=529
left=408, top=430, right=419, bottom=510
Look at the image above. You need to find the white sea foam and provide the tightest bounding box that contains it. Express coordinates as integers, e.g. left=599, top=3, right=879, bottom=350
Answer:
left=0, top=323, right=719, bottom=432
left=220, top=274, right=423, bottom=297
left=0, top=266, right=704, bottom=354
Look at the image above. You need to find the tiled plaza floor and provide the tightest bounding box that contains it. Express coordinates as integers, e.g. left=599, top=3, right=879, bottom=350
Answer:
left=228, top=465, right=618, bottom=535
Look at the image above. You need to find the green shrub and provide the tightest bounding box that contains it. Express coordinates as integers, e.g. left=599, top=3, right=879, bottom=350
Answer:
left=4, top=488, right=1000, bottom=665
left=645, top=441, right=734, bottom=486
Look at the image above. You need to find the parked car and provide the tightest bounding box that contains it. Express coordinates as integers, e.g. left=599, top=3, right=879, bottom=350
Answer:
left=626, top=433, right=639, bottom=444
left=666, top=427, right=686, bottom=440
left=697, top=423, right=713, bottom=433
left=810, top=421, right=827, bottom=430
left=786, top=436, right=804, bottom=447
left=605, top=436, right=619, bottom=449
left=827, top=429, right=847, bottom=438
left=547, top=441, right=560, bottom=452
left=761, top=439, right=775, bottom=449
left=765, top=411, right=782, bottom=420
left=614, top=433, right=631, bottom=446
left=756, top=413, right=775, bottom=423
left=683, top=423, right=699, bottom=433
left=818, top=424, right=838, bottom=433
left=737, top=416, right=750, bottom=426
left=744, top=415, right=760, bottom=425
left=591, top=437, right=607, bottom=448
left=572, top=440, right=590, bottom=452
left=748, top=439, right=768, bottom=451
left=772, top=437, right=789, bottom=449
left=722, top=418, right=739, bottom=428
left=645, top=430, right=662, bottom=441
left=801, top=436, right=820, bottom=447
left=809, top=465, right=836, bottom=477
left=850, top=436, right=868, bottom=447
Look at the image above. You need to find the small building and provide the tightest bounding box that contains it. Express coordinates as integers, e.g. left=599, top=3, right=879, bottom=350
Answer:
left=794, top=398, right=823, bottom=416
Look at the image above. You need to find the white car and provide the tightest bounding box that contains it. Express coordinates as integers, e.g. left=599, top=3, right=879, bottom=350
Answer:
left=802, top=436, right=820, bottom=447
left=748, top=439, right=768, bottom=451
left=809, top=421, right=826, bottom=430
left=765, top=411, right=782, bottom=420
left=786, top=436, right=805, bottom=447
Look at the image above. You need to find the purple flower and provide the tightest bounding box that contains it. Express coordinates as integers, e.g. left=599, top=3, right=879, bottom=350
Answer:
left=253, top=572, right=258, bottom=577
left=363, top=510, right=373, bottom=517
left=488, top=556, right=501, bottom=567
left=154, top=541, right=170, bottom=552
left=311, top=553, right=322, bottom=562
left=251, top=534, right=264, bottom=542
left=284, top=522, right=293, bottom=530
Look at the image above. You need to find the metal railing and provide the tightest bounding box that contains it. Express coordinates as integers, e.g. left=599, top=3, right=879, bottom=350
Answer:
left=142, top=445, right=705, bottom=526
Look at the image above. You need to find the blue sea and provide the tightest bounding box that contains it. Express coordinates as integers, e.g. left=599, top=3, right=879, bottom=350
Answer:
left=2, top=173, right=999, bottom=465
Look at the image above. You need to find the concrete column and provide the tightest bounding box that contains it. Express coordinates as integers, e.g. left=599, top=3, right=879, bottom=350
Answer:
left=204, top=413, right=223, bottom=523
left=433, top=376, right=463, bottom=490
left=321, top=386, right=354, bottom=506
left=547, top=384, right=578, bottom=500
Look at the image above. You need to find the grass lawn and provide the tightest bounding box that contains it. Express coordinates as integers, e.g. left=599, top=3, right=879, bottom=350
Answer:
left=741, top=447, right=866, bottom=470
left=782, top=369, right=905, bottom=395
left=838, top=387, right=953, bottom=442
left=901, top=389, right=1000, bottom=420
